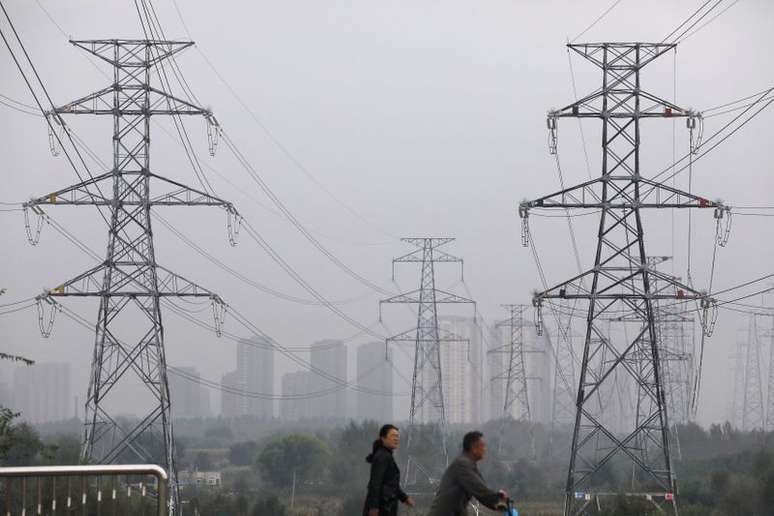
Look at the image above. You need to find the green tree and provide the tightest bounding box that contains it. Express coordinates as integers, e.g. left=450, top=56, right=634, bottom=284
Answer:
left=0, top=421, right=44, bottom=466
left=329, top=421, right=377, bottom=487
left=44, top=434, right=82, bottom=465
left=252, top=494, right=287, bottom=516
left=229, top=440, right=259, bottom=466
left=0, top=289, right=34, bottom=367
left=194, top=450, right=213, bottom=471
left=256, top=434, right=331, bottom=487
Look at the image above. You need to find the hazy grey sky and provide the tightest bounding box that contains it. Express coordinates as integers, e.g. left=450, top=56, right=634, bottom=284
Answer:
left=1, top=0, right=773, bottom=425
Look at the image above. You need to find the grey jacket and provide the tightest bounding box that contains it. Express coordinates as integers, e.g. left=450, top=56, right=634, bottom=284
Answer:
left=427, top=453, right=502, bottom=516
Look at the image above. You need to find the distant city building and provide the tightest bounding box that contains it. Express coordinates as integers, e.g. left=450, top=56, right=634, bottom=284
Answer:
left=356, top=342, right=393, bottom=422
left=220, top=370, right=242, bottom=418
left=310, top=340, right=347, bottom=420
left=435, top=316, right=484, bottom=424
left=486, top=319, right=550, bottom=424
left=238, top=337, right=274, bottom=419
left=169, top=367, right=210, bottom=419
left=219, top=337, right=274, bottom=419
left=13, top=362, right=71, bottom=424
left=280, top=371, right=314, bottom=421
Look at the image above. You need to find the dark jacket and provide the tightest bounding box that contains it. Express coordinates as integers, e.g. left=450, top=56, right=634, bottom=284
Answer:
left=362, top=442, right=408, bottom=516
left=427, top=453, right=502, bottom=516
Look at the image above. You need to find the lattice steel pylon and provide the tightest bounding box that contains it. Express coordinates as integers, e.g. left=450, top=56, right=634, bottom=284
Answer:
left=765, top=314, right=774, bottom=432
left=519, top=42, right=726, bottom=515
left=379, top=238, right=474, bottom=485
left=24, top=39, right=237, bottom=512
left=633, top=258, right=694, bottom=463
left=490, top=305, right=532, bottom=422
left=656, top=286, right=695, bottom=431
left=551, top=301, right=578, bottom=432
left=734, top=315, right=765, bottom=431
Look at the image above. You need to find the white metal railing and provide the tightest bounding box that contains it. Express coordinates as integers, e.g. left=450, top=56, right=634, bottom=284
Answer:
left=0, top=464, right=168, bottom=516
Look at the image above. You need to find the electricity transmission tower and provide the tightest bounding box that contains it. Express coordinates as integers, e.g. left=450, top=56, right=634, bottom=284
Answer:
left=490, top=305, right=532, bottom=422
left=550, top=301, right=578, bottom=432
left=733, top=315, right=765, bottom=431
left=765, top=315, right=774, bottom=432
left=658, top=307, right=695, bottom=429
left=519, top=42, right=726, bottom=515
left=25, top=39, right=237, bottom=511
left=379, top=237, right=474, bottom=485
left=490, top=304, right=542, bottom=458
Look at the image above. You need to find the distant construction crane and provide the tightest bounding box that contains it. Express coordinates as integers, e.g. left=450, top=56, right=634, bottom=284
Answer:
left=24, top=38, right=237, bottom=512
left=519, top=42, right=727, bottom=515
left=379, top=237, right=474, bottom=485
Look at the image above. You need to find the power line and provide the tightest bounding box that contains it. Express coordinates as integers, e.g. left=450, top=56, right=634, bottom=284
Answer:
left=154, top=212, right=374, bottom=306
left=221, top=130, right=395, bottom=297
left=28, top=207, right=390, bottom=390
left=570, top=0, right=625, bottom=43
left=0, top=1, right=112, bottom=230
left=170, top=0, right=399, bottom=240
left=703, top=87, right=774, bottom=113
left=239, top=218, right=386, bottom=339
left=679, top=0, right=740, bottom=43
left=59, top=304, right=402, bottom=401
left=661, top=0, right=722, bottom=44
left=0, top=96, right=40, bottom=116
left=643, top=85, right=774, bottom=190
left=0, top=303, right=36, bottom=317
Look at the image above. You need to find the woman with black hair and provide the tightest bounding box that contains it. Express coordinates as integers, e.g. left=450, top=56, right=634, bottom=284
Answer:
left=363, top=424, right=415, bottom=516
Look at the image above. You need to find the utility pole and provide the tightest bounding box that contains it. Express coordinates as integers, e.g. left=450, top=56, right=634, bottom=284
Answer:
left=519, top=42, right=726, bottom=515
left=379, top=237, right=474, bottom=485
left=25, top=39, right=237, bottom=512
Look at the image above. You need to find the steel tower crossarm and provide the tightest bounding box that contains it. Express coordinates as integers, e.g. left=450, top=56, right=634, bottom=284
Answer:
left=36, top=264, right=224, bottom=301
left=520, top=176, right=724, bottom=211
left=532, top=264, right=712, bottom=304
left=24, top=172, right=237, bottom=210
left=380, top=288, right=475, bottom=307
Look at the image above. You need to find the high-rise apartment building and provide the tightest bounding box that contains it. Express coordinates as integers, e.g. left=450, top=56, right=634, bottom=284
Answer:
left=238, top=337, right=274, bottom=419
left=169, top=367, right=210, bottom=419
left=280, top=370, right=314, bottom=421
left=13, top=362, right=72, bottom=424
left=309, top=340, right=347, bottom=420
left=219, top=337, right=275, bottom=419
left=220, top=370, right=242, bottom=418
left=434, top=316, right=484, bottom=424
left=356, top=341, right=393, bottom=422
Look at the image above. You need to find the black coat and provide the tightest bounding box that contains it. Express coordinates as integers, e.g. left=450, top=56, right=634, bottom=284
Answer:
left=362, top=444, right=408, bottom=516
